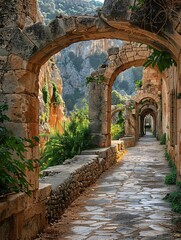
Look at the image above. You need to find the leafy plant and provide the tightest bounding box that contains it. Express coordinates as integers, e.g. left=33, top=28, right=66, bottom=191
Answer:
left=86, top=74, right=105, bottom=85
left=134, top=79, right=142, bottom=89
left=0, top=104, right=39, bottom=196
left=164, top=191, right=181, bottom=213
left=144, top=47, right=177, bottom=73
left=41, top=82, right=50, bottom=123
left=164, top=150, right=176, bottom=185
left=41, top=103, right=92, bottom=168
left=111, top=111, right=125, bottom=140
left=160, top=133, right=166, bottom=145
left=52, top=82, right=61, bottom=105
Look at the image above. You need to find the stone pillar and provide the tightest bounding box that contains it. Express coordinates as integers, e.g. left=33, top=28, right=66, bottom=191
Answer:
left=176, top=56, right=181, bottom=180
left=0, top=67, right=40, bottom=190
left=89, top=81, right=111, bottom=147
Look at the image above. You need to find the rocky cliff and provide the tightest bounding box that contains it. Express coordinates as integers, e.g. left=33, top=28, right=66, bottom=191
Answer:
left=39, top=58, right=65, bottom=146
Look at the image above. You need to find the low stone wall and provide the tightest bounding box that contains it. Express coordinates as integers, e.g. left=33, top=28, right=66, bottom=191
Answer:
left=0, top=184, right=51, bottom=240
left=40, top=141, right=125, bottom=223
left=0, top=141, right=125, bottom=239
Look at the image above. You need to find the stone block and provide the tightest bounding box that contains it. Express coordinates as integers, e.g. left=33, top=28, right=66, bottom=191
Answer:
left=24, top=23, right=52, bottom=48
left=76, top=16, right=96, bottom=31
left=11, top=28, right=38, bottom=59
left=49, top=18, right=66, bottom=39
left=63, top=17, right=76, bottom=32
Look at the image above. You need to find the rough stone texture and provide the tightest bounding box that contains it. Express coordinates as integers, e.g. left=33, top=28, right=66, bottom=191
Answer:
left=40, top=142, right=125, bottom=223
left=0, top=184, right=51, bottom=240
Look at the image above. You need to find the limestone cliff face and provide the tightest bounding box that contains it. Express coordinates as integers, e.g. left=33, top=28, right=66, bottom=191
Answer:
left=56, top=39, right=123, bottom=111
left=39, top=58, right=65, bottom=145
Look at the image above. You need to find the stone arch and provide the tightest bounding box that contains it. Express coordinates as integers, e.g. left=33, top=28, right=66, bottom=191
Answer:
left=139, top=107, right=157, bottom=136
left=24, top=16, right=180, bottom=71
left=111, top=106, right=123, bottom=118
left=88, top=42, right=159, bottom=146
left=133, top=92, right=160, bottom=104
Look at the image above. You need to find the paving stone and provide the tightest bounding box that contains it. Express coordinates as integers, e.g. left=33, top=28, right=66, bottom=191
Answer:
left=39, top=135, right=179, bottom=239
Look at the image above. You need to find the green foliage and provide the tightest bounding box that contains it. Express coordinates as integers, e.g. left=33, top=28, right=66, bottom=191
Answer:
left=163, top=150, right=181, bottom=214
left=134, top=79, right=142, bottom=89
left=164, top=191, right=181, bottom=213
left=0, top=104, right=39, bottom=196
left=41, top=103, right=92, bottom=168
left=160, top=133, right=166, bottom=145
left=86, top=74, right=105, bottom=85
left=42, top=83, right=50, bottom=105
left=164, top=150, right=176, bottom=185
left=111, top=124, right=123, bottom=140
left=144, top=47, right=177, bottom=73
left=129, top=0, right=144, bottom=10
left=111, top=112, right=125, bottom=140
left=41, top=83, right=50, bottom=123
left=165, top=167, right=177, bottom=185
left=52, top=82, right=61, bottom=105
left=112, top=90, right=128, bottom=105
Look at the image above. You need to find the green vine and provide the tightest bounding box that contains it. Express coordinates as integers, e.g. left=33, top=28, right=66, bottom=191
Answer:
left=41, top=82, right=50, bottom=123
left=134, top=79, right=142, bottom=89
left=86, top=74, right=105, bottom=85
left=0, top=104, right=39, bottom=196
left=52, top=82, right=61, bottom=106
left=143, top=47, right=177, bottom=73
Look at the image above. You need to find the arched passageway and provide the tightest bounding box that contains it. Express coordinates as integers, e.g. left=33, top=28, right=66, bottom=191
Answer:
left=139, top=108, right=157, bottom=137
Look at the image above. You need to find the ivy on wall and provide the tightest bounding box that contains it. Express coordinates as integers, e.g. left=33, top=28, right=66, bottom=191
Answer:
left=52, top=82, right=61, bottom=106
left=41, top=82, right=50, bottom=123
left=143, top=47, right=177, bottom=73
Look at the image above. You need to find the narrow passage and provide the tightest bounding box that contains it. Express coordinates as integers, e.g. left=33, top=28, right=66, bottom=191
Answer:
left=38, top=136, right=180, bottom=240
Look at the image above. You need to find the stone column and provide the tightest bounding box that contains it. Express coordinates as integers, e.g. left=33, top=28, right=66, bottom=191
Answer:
left=89, top=81, right=111, bottom=147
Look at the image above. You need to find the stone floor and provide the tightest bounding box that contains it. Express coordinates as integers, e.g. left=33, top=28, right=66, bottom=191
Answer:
left=38, top=135, right=181, bottom=240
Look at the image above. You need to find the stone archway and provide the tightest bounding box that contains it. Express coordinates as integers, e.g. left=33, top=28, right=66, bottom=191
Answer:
left=139, top=106, right=157, bottom=137
left=89, top=42, right=153, bottom=146
left=1, top=0, right=181, bottom=195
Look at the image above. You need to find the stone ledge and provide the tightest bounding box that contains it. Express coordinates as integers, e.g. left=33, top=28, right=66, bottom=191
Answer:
left=40, top=143, right=125, bottom=223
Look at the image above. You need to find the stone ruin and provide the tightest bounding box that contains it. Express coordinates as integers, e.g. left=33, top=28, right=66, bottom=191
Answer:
left=1, top=0, right=181, bottom=238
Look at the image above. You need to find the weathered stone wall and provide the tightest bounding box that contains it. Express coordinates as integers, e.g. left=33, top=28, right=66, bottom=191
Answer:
left=0, top=184, right=51, bottom=240
left=40, top=142, right=125, bottom=223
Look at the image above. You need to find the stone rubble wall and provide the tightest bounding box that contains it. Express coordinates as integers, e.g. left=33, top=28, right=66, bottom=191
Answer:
left=40, top=142, right=125, bottom=223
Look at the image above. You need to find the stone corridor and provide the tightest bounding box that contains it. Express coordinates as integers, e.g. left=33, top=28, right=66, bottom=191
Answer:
left=37, top=135, right=181, bottom=240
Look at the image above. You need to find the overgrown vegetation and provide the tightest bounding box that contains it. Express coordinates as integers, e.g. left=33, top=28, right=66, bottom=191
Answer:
left=144, top=47, right=177, bottom=73
left=41, top=103, right=92, bottom=168
left=0, top=104, right=39, bottom=197
left=86, top=74, right=105, bottom=85
left=160, top=133, right=166, bottom=145
left=134, top=79, right=142, bottom=89
left=41, top=82, right=50, bottom=123
left=52, top=82, right=62, bottom=106
left=111, top=111, right=125, bottom=140
left=164, top=151, right=181, bottom=213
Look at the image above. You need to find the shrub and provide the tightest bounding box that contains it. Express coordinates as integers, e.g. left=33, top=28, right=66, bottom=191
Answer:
left=52, top=82, right=61, bottom=105
left=0, top=104, right=39, bottom=196
left=164, top=150, right=177, bottom=185
left=41, top=103, right=92, bottom=168
left=160, top=133, right=166, bottom=145
left=164, top=191, right=181, bottom=213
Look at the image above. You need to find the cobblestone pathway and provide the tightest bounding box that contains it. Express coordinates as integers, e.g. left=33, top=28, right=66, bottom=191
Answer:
left=38, top=135, right=181, bottom=240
